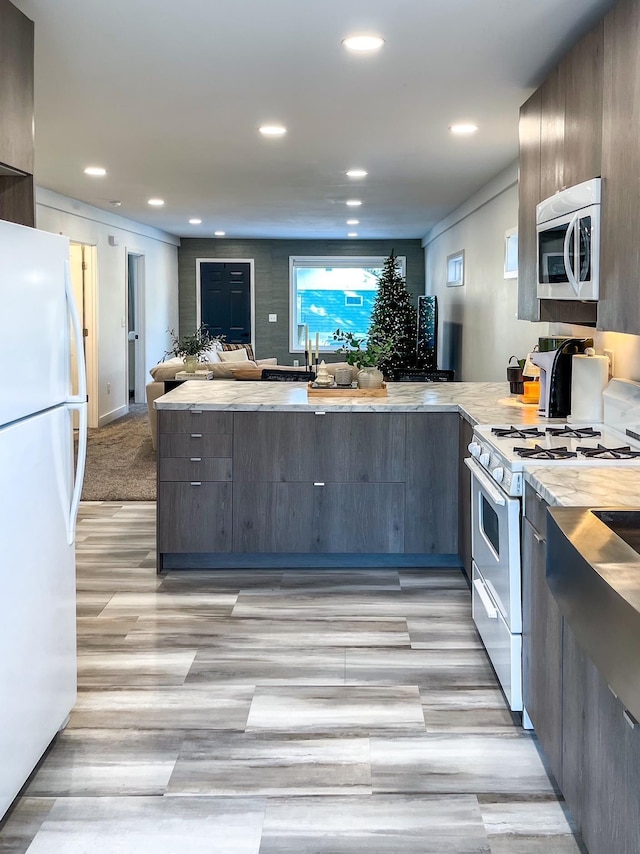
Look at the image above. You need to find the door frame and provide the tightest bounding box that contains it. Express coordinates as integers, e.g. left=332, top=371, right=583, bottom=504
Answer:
left=125, top=250, right=146, bottom=405
left=69, top=242, right=99, bottom=429
left=195, top=258, right=255, bottom=350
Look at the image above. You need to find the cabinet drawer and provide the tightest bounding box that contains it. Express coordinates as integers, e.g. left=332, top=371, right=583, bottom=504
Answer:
left=524, top=482, right=548, bottom=538
left=158, top=410, right=233, bottom=434
left=159, top=457, right=232, bottom=482
left=157, top=482, right=232, bottom=552
left=159, top=432, right=233, bottom=458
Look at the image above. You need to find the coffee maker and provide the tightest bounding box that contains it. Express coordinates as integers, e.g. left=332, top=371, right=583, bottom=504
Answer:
left=530, top=336, right=593, bottom=418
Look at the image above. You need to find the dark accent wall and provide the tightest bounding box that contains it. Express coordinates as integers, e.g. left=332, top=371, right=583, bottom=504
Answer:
left=179, top=238, right=425, bottom=363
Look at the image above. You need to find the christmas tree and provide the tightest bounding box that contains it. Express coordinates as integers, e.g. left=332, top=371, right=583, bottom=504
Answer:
left=368, top=251, right=418, bottom=378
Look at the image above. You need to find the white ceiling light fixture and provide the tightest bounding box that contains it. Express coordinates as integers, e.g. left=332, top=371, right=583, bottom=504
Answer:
left=148, top=198, right=165, bottom=206
left=346, top=199, right=362, bottom=207
left=348, top=232, right=358, bottom=237
left=346, top=169, right=368, bottom=178
left=259, top=124, right=287, bottom=136
left=189, top=218, right=202, bottom=225
left=214, top=230, right=226, bottom=237
left=449, top=123, right=479, bottom=136
left=346, top=219, right=359, bottom=225
left=108, top=200, right=122, bottom=207
left=84, top=166, right=106, bottom=176
left=342, top=34, right=385, bottom=52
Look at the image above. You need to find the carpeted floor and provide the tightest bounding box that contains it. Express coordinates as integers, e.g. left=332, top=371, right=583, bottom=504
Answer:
left=80, top=404, right=156, bottom=501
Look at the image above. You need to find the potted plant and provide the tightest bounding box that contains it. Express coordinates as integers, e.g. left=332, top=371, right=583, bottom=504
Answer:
left=166, top=325, right=221, bottom=373
left=332, top=328, right=394, bottom=388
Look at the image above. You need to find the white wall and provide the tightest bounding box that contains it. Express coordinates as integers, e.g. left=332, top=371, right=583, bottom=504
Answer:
left=424, top=163, right=549, bottom=381
left=36, top=188, right=179, bottom=424
left=551, top=324, right=640, bottom=383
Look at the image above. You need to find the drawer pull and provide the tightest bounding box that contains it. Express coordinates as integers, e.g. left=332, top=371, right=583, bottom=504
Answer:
left=190, top=410, right=203, bottom=415
left=623, top=709, right=638, bottom=729
left=314, top=411, right=326, bottom=416
left=190, top=433, right=202, bottom=438
left=473, top=578, right=498, bottom=619
left=190, top=481, right=202, bottom=486
left=313, top=482, right=325, bottom=487
left=532, top=529, right=544, bottom=544
left=190, top=457, right=202, bottom=462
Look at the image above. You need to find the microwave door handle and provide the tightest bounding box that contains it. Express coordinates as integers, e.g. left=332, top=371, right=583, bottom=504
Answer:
left=563, top=212, right=581, bottom=297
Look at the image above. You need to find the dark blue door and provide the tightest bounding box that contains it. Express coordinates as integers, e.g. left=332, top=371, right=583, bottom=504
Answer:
left=200, top=261, right=251, bottom=344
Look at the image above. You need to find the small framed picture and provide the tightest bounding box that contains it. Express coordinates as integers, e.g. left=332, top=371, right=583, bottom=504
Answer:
left=504, top=227, right=518, bottom=279
left=446, top=250, right=465, bottom=287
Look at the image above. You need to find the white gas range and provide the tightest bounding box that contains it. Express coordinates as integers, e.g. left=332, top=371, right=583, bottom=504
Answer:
left=465, top=378, right=640, bottom=718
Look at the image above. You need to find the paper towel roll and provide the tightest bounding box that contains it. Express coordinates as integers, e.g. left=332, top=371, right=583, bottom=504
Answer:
left=568, top=354, right=610, bottom=423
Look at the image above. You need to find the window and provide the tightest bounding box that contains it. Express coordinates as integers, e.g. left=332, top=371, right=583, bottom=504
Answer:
left=289, top=255, right=406, bottom=352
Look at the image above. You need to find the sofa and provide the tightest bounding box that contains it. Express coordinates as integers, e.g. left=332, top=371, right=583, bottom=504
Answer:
left=145, top=344, right=357, bottom=450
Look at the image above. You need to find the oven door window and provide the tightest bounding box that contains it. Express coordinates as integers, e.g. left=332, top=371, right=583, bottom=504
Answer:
left=539, top=223, right=573, bottom=284
left=480, top=494, right=500, bottom=557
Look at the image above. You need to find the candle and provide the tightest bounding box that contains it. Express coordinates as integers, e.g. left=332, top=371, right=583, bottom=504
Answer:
left=305, top=325, right=309, bottom=354
left=315, top=332, right=319, bottom=361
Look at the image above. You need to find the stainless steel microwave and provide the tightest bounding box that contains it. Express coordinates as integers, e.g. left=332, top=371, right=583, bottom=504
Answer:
left=536, top=178, right=601, bottom=301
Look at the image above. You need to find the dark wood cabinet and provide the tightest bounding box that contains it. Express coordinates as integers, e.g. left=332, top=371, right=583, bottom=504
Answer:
left=457, top=414, right=473, bottom=577
left=562, top=21, right=603, bottom=189
left=158, top=408, right=459, bottom=565
left=0, top=0, right=35, bottom=225
left=539, top=67, right=565, bottom=201
left=521, top=503, right=563, bottom=788
left=563, top=624, right=640, bottom=854
left=517, top=89, right=542, bottom=322
left=599, top=0, right=640, bottom=334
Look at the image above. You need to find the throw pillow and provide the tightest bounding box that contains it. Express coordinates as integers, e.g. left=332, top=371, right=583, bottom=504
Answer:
left=218, top=348, right=249, bottom=363
left=222, top=342, right=255, bottom=361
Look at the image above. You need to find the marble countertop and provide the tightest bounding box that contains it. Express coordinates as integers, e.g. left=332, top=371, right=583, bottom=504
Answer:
left=525, top=466, right=640, bottom=508
left=155, top=380, right=548, bottom=426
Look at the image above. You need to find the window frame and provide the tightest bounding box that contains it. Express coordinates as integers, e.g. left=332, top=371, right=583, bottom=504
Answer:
left=288, top=255, right=406, bottom=353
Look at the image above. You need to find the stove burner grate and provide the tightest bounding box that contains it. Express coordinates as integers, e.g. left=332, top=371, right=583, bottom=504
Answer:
left=492, top=426, right=545, bottom=439
left=546, top=426, right=602, bottom=439
left=576, top=443, right=640, bottom=460
left=513, top=444, right=578, bottom=460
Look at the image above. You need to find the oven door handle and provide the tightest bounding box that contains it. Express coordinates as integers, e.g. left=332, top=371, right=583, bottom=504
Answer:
left=464, top=457, right=506, bottom=506
left=473, top=577, right=498, bottom=619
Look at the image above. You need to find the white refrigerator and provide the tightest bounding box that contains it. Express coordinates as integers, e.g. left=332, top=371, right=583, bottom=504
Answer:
left=0, top=220, right=87, bottom=819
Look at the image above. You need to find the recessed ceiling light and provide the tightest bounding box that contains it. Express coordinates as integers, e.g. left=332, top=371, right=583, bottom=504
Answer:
left=449, top=123, right=478, bottom=135
left=148, top=198, right=165, bottom=206
left=342, top=35, right=385, bottom=52
left=346, top=199, right=362, bottom=207
left=189, top=218, right=202, bottom=225
left=259, top=125, right=287, bottom=136
left=108, top=200, right=122, bottom=207
left=348, top=232, right=358, bottom=238
left=346, top=169, right=367, bottom=178
left=84, top=166, right=106, bottom=176
left=346, top=219, right=360, bottom=225
left=214, top=230, right=226, bottom=237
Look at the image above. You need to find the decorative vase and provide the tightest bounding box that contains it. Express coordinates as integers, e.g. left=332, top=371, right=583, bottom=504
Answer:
left=184, top=355, right=198, bottom=374
left=357, top=366, right=384, bottom=389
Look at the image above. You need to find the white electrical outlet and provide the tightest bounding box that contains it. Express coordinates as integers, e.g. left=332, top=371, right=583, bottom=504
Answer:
left=293, top=359, right=299, bottom=367
left=604, top=349, right=615, bottom=377
left=268, top=313, right=277, bottom=322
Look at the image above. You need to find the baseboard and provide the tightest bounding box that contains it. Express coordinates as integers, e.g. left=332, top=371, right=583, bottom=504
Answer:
left=160, top=553, right=463, bottom=571
left=98, top=404, right=128, bottom=427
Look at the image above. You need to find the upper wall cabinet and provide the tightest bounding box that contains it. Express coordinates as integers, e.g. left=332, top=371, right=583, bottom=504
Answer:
left=0, top=0, right=35, bottom=227
left=598, top=0, right=640, bottom=334
left=518, top=20, right=605, bottom=326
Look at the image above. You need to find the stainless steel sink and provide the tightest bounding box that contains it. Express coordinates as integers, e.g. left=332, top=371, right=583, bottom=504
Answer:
left=547, top=507, right=640, bottom=721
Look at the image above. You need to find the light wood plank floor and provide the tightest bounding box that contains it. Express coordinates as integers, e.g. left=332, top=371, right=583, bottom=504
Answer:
left=0, top=503, right=585, bottom=853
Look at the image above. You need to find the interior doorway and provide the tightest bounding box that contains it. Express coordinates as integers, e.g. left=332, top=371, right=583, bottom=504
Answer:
left=69, top=242, right=98, bottom=428
left=127, top=252, right=145, bottom=405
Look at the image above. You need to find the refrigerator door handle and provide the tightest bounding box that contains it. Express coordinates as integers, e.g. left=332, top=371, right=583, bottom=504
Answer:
left=65, top=401, right=87, bottom=545
left=65, top=259, right=87, bottom=403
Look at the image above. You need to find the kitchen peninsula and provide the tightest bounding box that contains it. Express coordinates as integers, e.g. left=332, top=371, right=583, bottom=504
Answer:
left=154, top=380, right=536, bottom=572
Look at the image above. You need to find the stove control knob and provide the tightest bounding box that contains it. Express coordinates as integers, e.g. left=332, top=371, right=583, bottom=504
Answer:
left=492, top=466, right=504, bottom=483
left=468, top=442, right=481, bottom=458
left=479, top=453, right=491, bottom=467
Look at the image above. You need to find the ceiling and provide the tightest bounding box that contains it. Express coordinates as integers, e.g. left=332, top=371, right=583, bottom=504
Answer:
left=13, top=0, right=615, bottom=240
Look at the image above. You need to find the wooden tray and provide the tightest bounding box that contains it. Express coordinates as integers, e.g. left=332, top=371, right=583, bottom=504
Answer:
left=307, top=382, right=387, bottom=397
